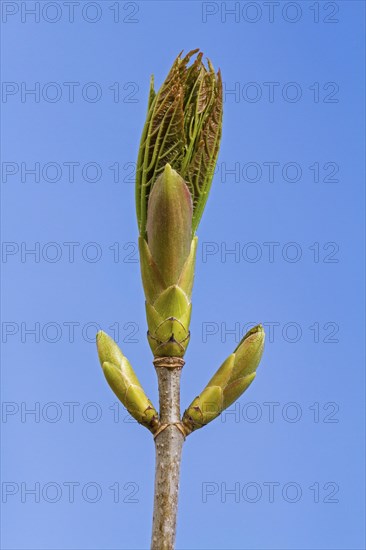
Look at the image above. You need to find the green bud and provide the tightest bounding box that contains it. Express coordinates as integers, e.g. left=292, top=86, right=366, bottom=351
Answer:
left=136, top=49, right=223, bottom=236
left=146, top=164, right=193, bottom=286
left=182, top=325, right=265, bottom=434
left=145, top=285, right=192, bottom=357
left=96, top=331, right=159, bottom=433
left=139, top=234, right=197, bottom=358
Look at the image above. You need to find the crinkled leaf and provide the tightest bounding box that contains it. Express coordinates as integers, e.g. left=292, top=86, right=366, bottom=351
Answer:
left=136, top=50, right=223, bottom=236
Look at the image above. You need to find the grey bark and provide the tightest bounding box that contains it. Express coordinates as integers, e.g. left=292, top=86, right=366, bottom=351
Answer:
left=151, top=365, right=185, bottom=550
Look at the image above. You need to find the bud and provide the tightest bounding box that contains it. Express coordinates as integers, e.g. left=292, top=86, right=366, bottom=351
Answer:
left=136, top=49, right=223, bottom=237
left=182, top=325, right=265, bottom=434
left=136, top=50, right=223, bottom=359
left=139, top=233, right=197, bottom=358
left=147, top=164, right=193, bottom=286
left=96, top=331, right=159, bottom=433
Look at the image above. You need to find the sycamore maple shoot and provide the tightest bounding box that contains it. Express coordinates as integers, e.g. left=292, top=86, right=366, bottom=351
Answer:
left=136, top=48, right=223, bottom=360
left=96, top=50, right=265, bottom=550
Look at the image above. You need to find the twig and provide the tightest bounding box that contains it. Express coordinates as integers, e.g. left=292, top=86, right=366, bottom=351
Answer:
left=151, top=360, right=185, bottom=550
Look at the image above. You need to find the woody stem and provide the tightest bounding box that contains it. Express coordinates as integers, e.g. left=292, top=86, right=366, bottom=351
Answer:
left=151, top=361, right=185, bottom=550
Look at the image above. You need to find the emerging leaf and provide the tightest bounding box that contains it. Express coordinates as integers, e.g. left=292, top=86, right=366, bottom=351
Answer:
left=136, top=49, right=223, bottom=236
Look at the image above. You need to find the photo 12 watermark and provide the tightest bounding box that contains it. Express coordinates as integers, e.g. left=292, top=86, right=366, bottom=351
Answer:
left=201, top=480, right=340, bottom=504
left=201, top=2, right=340, bottom=24
left=1, top=81, right=139, bottom=103
left=1, top=320, right=140, bottom=344
left=221, top=81, right=339, bottom=104
left=2, top=480, right=140, bottom=504
left=200, top=241, right=340, bottom=264
left=201, top=321, right=340, bottom=344
left=1, top=1, right=140, bottom=24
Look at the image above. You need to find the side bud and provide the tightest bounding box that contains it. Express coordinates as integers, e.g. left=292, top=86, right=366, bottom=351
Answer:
left=96, top=331, right=159, bottom=433
left=182, top=325, right=265, bottom=434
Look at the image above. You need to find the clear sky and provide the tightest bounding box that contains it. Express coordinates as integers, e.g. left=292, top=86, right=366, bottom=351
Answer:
left=1, top=1, right=365, bottom=549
